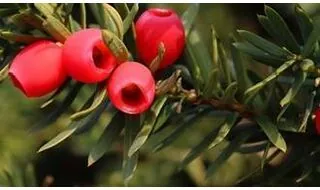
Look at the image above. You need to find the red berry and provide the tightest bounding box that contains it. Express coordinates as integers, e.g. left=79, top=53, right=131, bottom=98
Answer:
left=9, top=40, right=67, bottom=98
left=62, top=28, right=117, bottom=83
left=107, top=62, right=155, bottom=114
left=315, top=107, right=320, bottom=135
left=135, top=8, right=185, bottom=70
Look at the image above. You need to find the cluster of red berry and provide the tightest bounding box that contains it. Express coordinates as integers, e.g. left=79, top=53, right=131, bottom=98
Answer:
left=8, top=8, right=185, bottom=114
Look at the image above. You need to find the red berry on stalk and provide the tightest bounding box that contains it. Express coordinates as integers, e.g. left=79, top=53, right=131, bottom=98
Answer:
left=107, top=62, right=155, bottom=114
left=135, top=8, right=185, bottom=70
left=62, top=28, right=117, bottom=83
left=9, top=40, right=66, bottom=98
left=315, top=107, right=320, bottom=135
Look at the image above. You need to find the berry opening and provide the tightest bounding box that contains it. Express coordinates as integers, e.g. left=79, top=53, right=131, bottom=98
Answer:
left=149, top=8, right=173, bottom=17
left=121, top=83, right=146, bottom=108
left=9, top=72, right=28, bottom=96
left=92, top=45, right=104, bottom=68
left=91, top=41, right=116, bottom=73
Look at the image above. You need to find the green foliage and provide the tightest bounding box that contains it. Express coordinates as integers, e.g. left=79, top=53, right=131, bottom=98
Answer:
left=128, top=96, right=168, bottom=157
left=255, top=115, right=287, bottom=152
left=206, top=130, right=253, bottom=179
left=123, top=115, right=141, bottom=185
left=122, top=3, right=139, bottom=35
left=1, top=3, right=320, bottom=186
left=88, top=110, right=122, bottom=166
left=32, top=82, right=83, bottom=131
left=1, top=160, right=37, bottom=187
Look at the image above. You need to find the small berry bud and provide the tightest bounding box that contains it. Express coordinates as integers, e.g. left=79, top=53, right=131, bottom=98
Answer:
left=135, top=8, right=185, bottom=70
left=62, top=28, right=117, bottom=83
left=9, top=40, right=67, bottom=97
left=107, top=62, right=155, bottom=114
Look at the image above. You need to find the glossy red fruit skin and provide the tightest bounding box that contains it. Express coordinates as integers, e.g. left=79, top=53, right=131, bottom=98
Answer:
left=135, top=8, right=185, bottom=69
left=107, top=62, right=156, bottom=114
left=315, top=108, right=320, bottom=135
left=9, top=40, right=66, bottom=98
left=62, top=28, right=117, bottom=83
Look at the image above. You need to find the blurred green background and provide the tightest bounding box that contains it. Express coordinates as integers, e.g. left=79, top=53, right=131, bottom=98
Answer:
left=1, top=3, right=320, bottom=187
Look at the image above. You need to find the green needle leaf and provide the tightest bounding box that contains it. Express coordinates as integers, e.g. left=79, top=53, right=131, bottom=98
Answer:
left=103, top=3, right=124, bottom=38
left=40, top=78, right=72, bottom=109
left=181, top=3, right=200, bottom=37
left=237, top=30, right=293, bottom=58
left=128, top=96, right=168, bottom=157
left=88, top=4, right=103, bottom=27
left=89, top=3, right=123, bottom=38
left=202, top=68, right=220, bottom=99
left=102, top=29, right=129, bottom=63
left=80, top=3, right=86, bottom=29
left=277, top=103, right=291, bottom=122
left=260, top=142, right=271, bottom=171
left=255, top=115, right=287, bottom=152
left=42, top=15, right=71, bottom=43
left=153, top=108, right=210, bottom=152
left=87, top=111, right=123, bottom=166
left=257, top=14, right=281, bottom=44
left=68, top=15, right=81, bottom=33
left=231, top=44, right=250, bottom=98
left=10, top=9, right=44, bottom=31
left=34, top=3, right=55, bottom=17
left=179, top=114, right=228, bottom=170
left=153, top=102, right=175, bottom=132
left=185, top=29, right=212, bottom=91
left=208, top=113, right=239, bottom=149
left=123, top=115, right=141, bottom=186
left=264, top=5, right=301, bottom=53
left=295, top=4, right=313, bottom=43
left=211, top=26, right=219, bottom=67
left=233, top=42, right=285, bottom=68
left=299, top=91, right=316, bottom=132
left=302, top=19, right=320, bottom=57
left=123, top=3, right=139, bottom=35
left=70, top=87, right=107, bottom=120
left=244, top=59, right=296, bottom=102
left=38, top=98, right=109, bottom=153
left=222, top=82, right=238, bottom=103
left=280, top=71, right=307, bottom=107
left=218, top=42, right=232, bottom=84
left=37, top=126, right=78, bottom=153
left=32, top=82, right=83, bottom=131
left=0, top=64, right=9, bottom=83
left=0, top=31, right=51, bottom=44
left=206, top=130, right=253, bottom=179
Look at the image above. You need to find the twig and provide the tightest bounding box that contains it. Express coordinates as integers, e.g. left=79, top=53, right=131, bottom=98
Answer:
left=197, top=99, right=255, bottom=118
